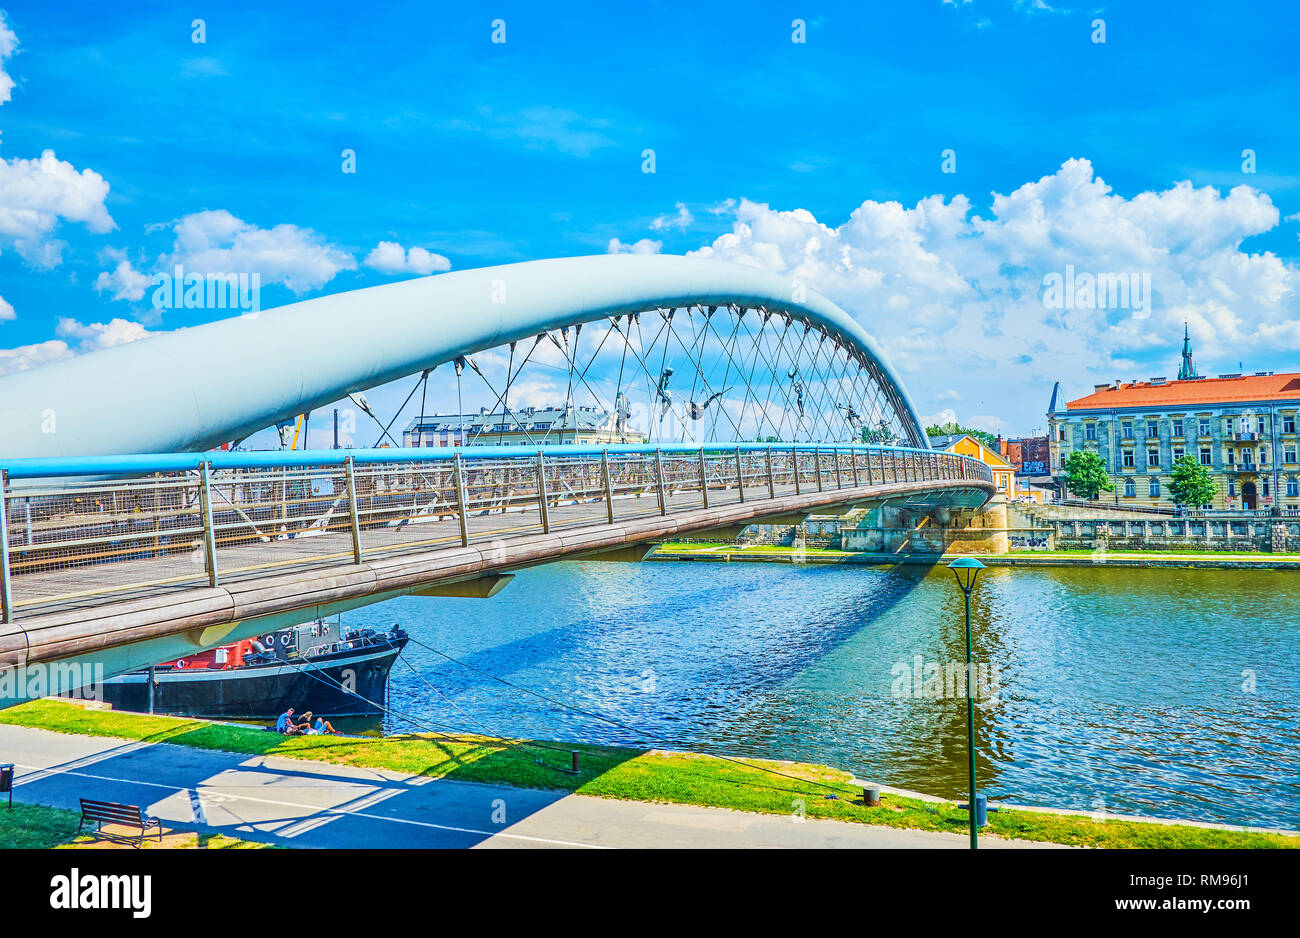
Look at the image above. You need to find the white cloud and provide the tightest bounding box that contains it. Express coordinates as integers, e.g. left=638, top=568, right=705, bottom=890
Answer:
left=56, top=316, right=151, bottom=350
left=689, top=159, right=1300, bottom=430
left=0, top=339, right=72, bottom=376
left=93, top=251, right=151, bottom=301
left=650, top=202, right=693, bottom=232
left=607, top=236, right=662, bottom=255
left=921, top=408, right=959, bottom=427
left=0, top=316, right=152, bottom=377
left=160, top=209, right=355, bottom=294
left=444, top=105, right=615, bottom=157
left=364, top=240, right=451, bottom=276
left=0, top=293, right=12, bottom=321
left=0, top=11, right=17, bottom=106
left=0, top=149, right=115, bottom=267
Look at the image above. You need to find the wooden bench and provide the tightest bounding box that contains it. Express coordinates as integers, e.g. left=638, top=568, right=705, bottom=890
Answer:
left=78, top=798, right=162, bottom=847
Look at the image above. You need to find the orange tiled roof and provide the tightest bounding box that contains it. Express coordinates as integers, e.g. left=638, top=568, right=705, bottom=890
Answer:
left=1066, top=373, right=1300, bottom=410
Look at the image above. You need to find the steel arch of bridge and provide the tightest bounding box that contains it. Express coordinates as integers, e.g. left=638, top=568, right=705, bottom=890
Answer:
left=0, top=255, right=928, bottom=460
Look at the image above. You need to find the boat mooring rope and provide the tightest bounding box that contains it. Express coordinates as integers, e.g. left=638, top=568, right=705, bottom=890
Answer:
left=402, top=635, right=853, bottom=796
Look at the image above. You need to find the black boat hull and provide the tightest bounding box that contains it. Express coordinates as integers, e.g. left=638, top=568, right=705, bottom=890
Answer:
left=99, top=639, right=405, bottom=720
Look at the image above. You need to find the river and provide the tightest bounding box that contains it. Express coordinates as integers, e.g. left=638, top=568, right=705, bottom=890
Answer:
left=342, top=559, right=1300, bottom=830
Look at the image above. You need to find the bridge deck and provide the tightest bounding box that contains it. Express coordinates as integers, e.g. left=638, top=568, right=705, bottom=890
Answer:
left=0, top=444, right=994, bottom=675
left=12, top=481, right=774, bottom=613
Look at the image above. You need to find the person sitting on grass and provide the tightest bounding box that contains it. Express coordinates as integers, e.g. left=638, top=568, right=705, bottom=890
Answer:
left=307, top=715, right=341, bottom=736
left=276, top=707, right=311, bottom=735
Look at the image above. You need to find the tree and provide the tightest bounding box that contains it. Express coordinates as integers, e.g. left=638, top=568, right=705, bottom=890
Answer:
left=861, top=421, right=896, bottom=444
left=1063, top=450, right=1115, bottom=500
left=925, top=420, right=997, bottom=449
left=1168, top=453, right=1216, bottom=508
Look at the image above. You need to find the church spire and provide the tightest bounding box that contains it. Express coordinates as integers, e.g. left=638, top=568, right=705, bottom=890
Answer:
left=1178, top=322, right=1198, bottom=379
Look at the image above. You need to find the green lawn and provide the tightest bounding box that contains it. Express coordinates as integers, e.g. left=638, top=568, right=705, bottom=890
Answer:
left=3, top=700, right=1295, bottom=848
left=655, top=543, right=855, bottom=556
left=0, top=801, right=264, bottom=849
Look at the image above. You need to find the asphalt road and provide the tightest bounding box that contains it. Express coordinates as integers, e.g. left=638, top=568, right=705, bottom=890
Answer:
left=1, top=724, right=1056, bottom=849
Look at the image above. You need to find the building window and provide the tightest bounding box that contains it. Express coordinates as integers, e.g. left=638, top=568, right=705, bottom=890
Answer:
left=1262, top=479, right=1271, bottom=497
left=1199, top=448, right=1212, bottom=466
left=1287, top=478, right=1299, bottom=498
left=1123, top=451, right=1135, bottom=468
left=1123, top=479, right=1136, bottom=497
left=1226, top=417, right=1235, bottom=433
left=1085, top=424, right=1096, bottom=441
left=1147, top=449, right=1160, bottom=467
left=1121, top=421, right=1133, bottom=439
left=1286, top=447, right=1297, bottom=464
left=1285, top=416, right=1296, bottom=434
left=1173, top=447, right=1184, bottom=461
left=1261, top=448, right=1269, bottom=465
left=1147, top=421, right=1159, bottom=438
left=1172, top=419, right=1184, bottom=437
left=1229, top=479, right=1236, bottom=496
left=1149, top=478, right=1161, bottom=497
left=1199, top=418, right=1211, bottom=436
left=1058, top=427, right=1066, bottom=441
left=1226, top=449, right=1235, bottom=466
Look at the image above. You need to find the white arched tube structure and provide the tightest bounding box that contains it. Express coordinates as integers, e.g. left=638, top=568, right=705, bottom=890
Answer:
left=0, top=254, right=927, bottom=459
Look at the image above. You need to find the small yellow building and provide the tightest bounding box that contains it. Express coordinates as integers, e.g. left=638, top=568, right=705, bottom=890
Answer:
left=929, top=432, right=1020, bottom=499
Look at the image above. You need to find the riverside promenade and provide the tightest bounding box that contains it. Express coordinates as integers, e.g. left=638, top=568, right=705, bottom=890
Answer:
left=0, top=724, right=1046, bottom=850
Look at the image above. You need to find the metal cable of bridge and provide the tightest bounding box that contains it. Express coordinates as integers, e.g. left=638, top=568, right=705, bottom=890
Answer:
left=365, top=302, right=917, bottom=455
left=401, top=634, right=857, bottom=797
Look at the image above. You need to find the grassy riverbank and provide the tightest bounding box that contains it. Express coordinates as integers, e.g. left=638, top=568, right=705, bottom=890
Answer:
left=3, top=700, right=1295, bottom=849
left=0, top=801, right=266, bottom=849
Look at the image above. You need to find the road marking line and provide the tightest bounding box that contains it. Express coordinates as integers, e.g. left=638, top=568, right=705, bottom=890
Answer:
left=11, top=760, right=609, bottom=849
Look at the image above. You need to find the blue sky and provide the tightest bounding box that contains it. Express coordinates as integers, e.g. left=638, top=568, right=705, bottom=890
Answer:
left=2, top=0, right=1298, bottom=438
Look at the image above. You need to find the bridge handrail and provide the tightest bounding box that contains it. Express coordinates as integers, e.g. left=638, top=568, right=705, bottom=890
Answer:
left=0, top=442, right=982, bottom=481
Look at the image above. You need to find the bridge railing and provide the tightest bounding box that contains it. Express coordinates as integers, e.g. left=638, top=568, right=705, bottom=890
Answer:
left=0, top=443, right=992, bottom=620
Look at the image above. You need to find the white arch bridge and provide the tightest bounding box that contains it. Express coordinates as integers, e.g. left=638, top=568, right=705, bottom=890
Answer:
left=0, top=255, right=993, bottom=701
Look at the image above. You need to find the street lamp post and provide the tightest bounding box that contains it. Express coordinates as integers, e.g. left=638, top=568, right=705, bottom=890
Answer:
left=947, top=556, right=986, bottom=850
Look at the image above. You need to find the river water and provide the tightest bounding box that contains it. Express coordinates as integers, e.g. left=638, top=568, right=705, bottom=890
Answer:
left=342, top=559, right=1300, bottom=830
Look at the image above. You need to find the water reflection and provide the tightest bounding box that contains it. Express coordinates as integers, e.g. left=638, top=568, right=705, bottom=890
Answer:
left=341, top=561, right=1299, bottom=829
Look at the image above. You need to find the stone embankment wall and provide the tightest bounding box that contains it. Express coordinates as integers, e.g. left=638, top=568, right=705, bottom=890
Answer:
left=828, top=500, right=1300, bottom=555
left=680, top=499, right=1300, bottom=555
left=1044, top=517, right=1300, bottom=553
left=1007, top=502, right=1171, bottom=525
left=840, top=501, right=1009, bottom=554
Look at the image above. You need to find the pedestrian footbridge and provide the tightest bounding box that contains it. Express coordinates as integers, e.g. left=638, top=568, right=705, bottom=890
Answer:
left=0, top=254, right=994, bottom=700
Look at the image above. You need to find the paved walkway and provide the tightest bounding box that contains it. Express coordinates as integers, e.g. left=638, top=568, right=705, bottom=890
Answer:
left=0, top=725, right=1055, bottom=849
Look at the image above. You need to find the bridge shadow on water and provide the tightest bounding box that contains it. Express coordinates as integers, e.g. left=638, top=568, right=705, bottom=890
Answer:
left=372, top=547, right=947, bottom=755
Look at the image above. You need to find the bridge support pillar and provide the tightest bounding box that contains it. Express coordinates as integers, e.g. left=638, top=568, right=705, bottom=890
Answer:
left=536, top=451, right=551, bottom=533
left=412, top=574, right=515, bottom=599
left=655, top=449, right=667, bottom=516
left=199, top=461, right=219, bottom=588
left=699, top=448, right=710, bottom=509
left=453, top=453, right=470, bottom=546
left=571, top=543, right=656, bottom=563
left=345, top=455, right=363, bottom=564
left=0, top=470, right=12, bottom=625
left=601, top=449, right=615, bottom=523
